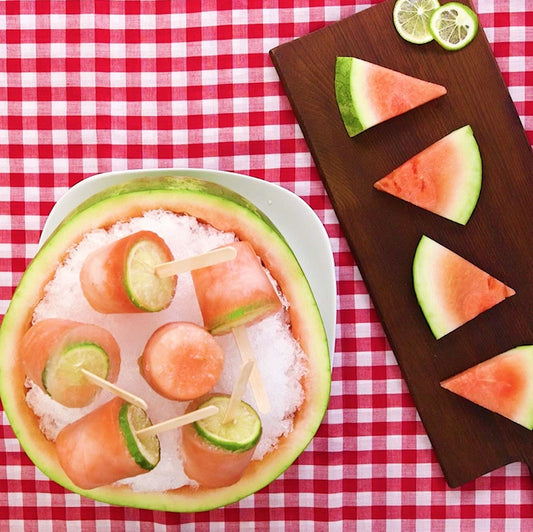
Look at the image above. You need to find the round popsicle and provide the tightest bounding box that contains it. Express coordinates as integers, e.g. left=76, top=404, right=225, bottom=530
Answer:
left=180, top=393, right=261, bottom=488
left=138, top=321, right=225, bottom=401
left=80, top=230, right=177, bottom=314
left=55, top=397, right=160, bottom=490
left=20, top=318, right=121, bottom=408
left=191, top=241, right=282, bottom=413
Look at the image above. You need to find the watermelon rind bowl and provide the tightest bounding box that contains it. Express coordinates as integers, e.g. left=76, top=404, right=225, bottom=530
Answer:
left=0, top=169, right=334, bottom=512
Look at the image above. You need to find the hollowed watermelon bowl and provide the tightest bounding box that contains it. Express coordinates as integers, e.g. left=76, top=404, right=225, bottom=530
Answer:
left=0, top=169, right=335, bottom=512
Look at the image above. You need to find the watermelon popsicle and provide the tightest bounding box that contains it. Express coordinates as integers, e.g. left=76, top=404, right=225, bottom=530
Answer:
left=135, top=361, right=257, bottom=488
left=138, top=321, right=225, bottom=402
left=191, top=241, right=283, bottom=413
left=20, top=318, right=122, bottom=408
left=180, top=391, right=262, bottom=488
left=55, top=397, right=160, bottom=489
left=80, top=230, right=236, bottom=314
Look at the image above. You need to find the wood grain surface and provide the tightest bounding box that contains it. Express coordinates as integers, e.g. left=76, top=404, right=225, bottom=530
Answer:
left=270, top=0, right=533, bottom=487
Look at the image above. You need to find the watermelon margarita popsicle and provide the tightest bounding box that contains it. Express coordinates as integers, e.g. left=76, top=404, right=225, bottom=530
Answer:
left=20, top=318, right=121, bottom=408
left=138, top=321, right=225, bottom=401
left=191, top=241, right=282, bottom=335
left=180, top=394, right=261, bottom=488
left=56, top=397, right=160, bottom=489
left=80, top=230, right=177, bottom=314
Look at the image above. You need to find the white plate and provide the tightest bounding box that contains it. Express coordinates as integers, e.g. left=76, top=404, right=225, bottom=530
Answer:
left=40, top=168, right=337, bottom=361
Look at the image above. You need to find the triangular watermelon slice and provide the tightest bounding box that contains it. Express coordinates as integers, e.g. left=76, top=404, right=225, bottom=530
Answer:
left=441, top=346, right=533, bottom=429
left=335, top=57, right=447, bottom=137
left=374, top=125, right=482, bottom=225
left=413, top=236, right=515, bottom=339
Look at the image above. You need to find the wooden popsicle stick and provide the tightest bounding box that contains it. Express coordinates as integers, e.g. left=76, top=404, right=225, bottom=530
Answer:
left=155, top=246, right=237, bottom=278
left=232, top=324, right=271, bottom=414
left=135, top=404, right=219, bottom=438
left=81, top=369, right=148, bottom=410
left=222, top=359, right=255, bottom=425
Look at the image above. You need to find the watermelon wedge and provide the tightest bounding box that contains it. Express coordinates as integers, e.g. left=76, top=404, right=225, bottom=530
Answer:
left=374, top=125, right=482, bottom=225
left=413, top=236, right=515, bottom=339
left=335, top=57, right=447, bottom=137
left=441, top=346, right=533, bottom=429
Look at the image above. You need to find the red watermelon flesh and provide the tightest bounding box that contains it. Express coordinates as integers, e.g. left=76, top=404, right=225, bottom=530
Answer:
left=413, top=236, right=515, bottom=339
left=441, top=346, right=533, bottom=430
left=363, top=62, right=445, bottom=123
left=374, top=125, right=482, bottom=225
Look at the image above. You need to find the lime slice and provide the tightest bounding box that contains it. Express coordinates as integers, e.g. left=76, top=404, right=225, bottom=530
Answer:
left=119, top=402, right=161, bottom=470
left=194, top=396, right=262, bottom=452
left=429, top=2, right=479, bottom=51
left=393, top=0, right=440, bottom=45
left=125, top=239, right=175, bottom=312
left=43, top=342, right=109, bottom=406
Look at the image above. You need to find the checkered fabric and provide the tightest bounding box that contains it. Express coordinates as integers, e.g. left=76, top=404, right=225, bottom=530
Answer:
left=1, top=0, right=532, bottom=530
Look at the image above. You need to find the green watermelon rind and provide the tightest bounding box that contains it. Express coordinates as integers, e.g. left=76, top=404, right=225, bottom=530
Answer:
left=493, top=345, right=533, bottom=430
left=0, top=175, right=331, bottom=513
left=513, top=345, right=533, bottom=429
left=437, top=125, right=482, bottom=225
left=335, top=56, right=366, bottom=137
left=413, top=236, right=452, bottom=339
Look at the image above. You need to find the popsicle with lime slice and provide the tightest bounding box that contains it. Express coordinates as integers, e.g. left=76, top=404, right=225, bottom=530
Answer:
left=80, top=231, right=177, bottom=314
left=180, top=360, right=260, bottom=488
left=193, top=394, right=261, bottom=452
left=56, top=397, right=160, bottom=489
left=137, top=360, right=260, bottom=488
left=181, top=393, right=262, bottom=488
left=20, top=318, right=148, bottom=409
left=20, top=319, right=122, bottom=408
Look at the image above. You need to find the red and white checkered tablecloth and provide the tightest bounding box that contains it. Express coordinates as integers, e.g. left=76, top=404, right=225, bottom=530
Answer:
left=1, top=0, right=532, bottom=529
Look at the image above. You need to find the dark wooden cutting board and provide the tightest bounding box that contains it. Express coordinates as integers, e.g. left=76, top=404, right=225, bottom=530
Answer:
left=270, top=0, right=533, bottom=488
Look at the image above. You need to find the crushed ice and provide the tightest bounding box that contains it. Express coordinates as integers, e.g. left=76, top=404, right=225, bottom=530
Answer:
left=26, top=210, right=306, bottom=492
